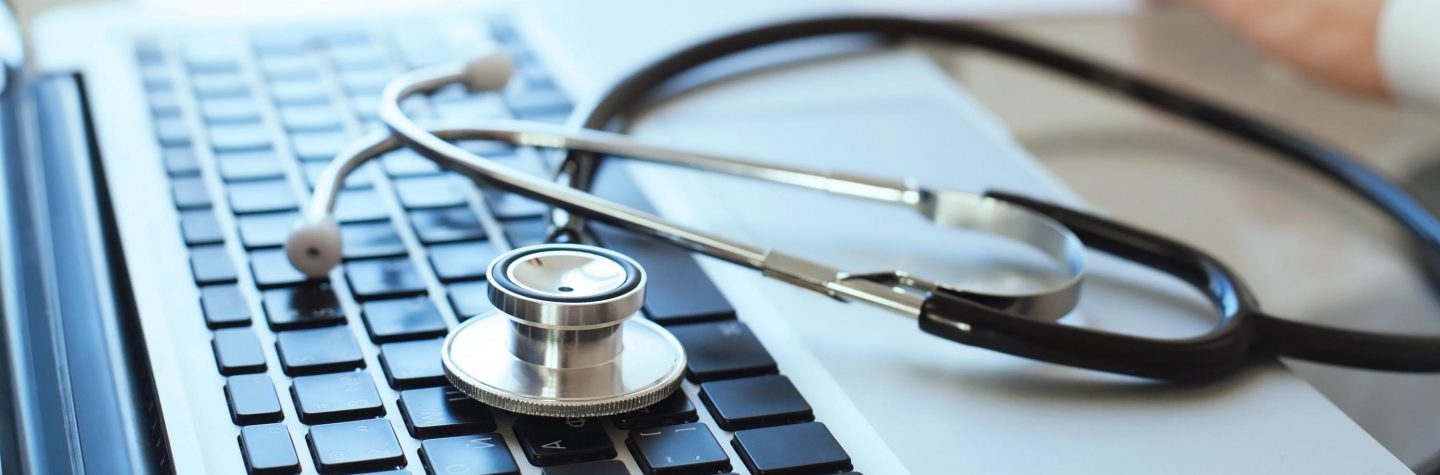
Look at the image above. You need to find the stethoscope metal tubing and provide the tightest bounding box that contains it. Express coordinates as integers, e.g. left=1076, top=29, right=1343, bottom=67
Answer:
left=341, top=64, right=1087, bottom=322
left=308, top=126, right=938, bottom=318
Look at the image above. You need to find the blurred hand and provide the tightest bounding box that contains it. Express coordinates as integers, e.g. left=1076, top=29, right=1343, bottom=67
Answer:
left=1186, top=0, right=1389, bottom=98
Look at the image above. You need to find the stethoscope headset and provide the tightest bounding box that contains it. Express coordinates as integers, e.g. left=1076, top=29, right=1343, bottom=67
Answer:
left=287, top=16, right=1440, bottom=400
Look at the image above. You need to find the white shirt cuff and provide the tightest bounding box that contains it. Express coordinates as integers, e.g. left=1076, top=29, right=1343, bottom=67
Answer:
left=1380, top=0, right=1440, bottom=110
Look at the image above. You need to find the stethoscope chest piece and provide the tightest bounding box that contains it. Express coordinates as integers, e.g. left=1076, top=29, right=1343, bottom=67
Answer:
left=441, top=243, right=686, bottom=418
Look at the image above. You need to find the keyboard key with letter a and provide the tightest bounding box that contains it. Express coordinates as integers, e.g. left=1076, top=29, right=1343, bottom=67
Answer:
left=512, top=417, right=615, bottom=467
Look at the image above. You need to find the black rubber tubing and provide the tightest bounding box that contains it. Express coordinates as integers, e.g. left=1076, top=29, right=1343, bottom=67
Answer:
left=557, top=16, right=1440, bottom=377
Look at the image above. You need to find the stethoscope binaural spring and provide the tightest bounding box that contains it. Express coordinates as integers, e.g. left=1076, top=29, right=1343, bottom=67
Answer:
left=286, top=16, right=1440, bottom=418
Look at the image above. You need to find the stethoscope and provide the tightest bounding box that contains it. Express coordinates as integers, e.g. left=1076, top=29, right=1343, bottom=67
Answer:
left=285, top=16, right=1440, bottom=418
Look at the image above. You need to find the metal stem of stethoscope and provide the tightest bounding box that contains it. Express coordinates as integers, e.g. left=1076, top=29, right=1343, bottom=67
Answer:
left=288, top=53, right=1086, bottom=322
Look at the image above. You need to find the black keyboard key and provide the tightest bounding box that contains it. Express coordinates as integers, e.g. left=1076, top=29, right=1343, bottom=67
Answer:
left=410, top=207, right=486, bottom=244
left=209, top=123, right=272, bottom=152
left=500, top=217, right=548, bottom=247
left=486, top=193, right=547, bottom=220
left=627, top=422, right=731, bottom=475
left=279, top=104, right=343, bottom=132
left=668, top=321, right=777, bottom=382
left=275, top=326, right=364, bottom=375
left=398, top=387, right=496, bottom=439
left=201, top=284, right=252, bottom=328
left=227, top=180, right=298, bottom=215
left=731, top=422, right=851, bottom=475
left=213, top=328, right=267, bottom=375
left=346, top=257, right=427, bottom=300
left=700, top=375, right=813, bottom=431
left=263, top=281, right=345, bottom=330
left=239, top=423, right=301, bottom=475
left=331, top=46, right=387, bottom=72
left=307, top=420, right=406, bottom=472
left=180, top=209, right=224, bottom=245
left=227, top=374, right=284, bottom=425
left=237, top=211, right=296, bottom=249
left=150, top=90, right=182, bottom=116
left=540, top=461, right=629, bottom=475
left=340, top=69, right=393, bottom=94
left=420, top=434, right=519, bottom=475
left=172, top=176, right=212, bottom=209
left=351, top=94, right=383, bottom=120
left=200, top=96, right=262, bottom=124
left=250, top=248, right=313, bottom=288
left=512, top=417, right=615, bottom=467
left=218, top=149, right=286, bottom=182
left=191, top=72, right=250, bottom=98
left=269, top=79, right=329, bottom=105
left=290, top=130, right=350, bottom=162
left=623, top=251, right=731, bottom=324
left=191, top=244, right=238, bottom=284
left=448, top=281, right=495, bottom=319
left=336, top=189, right=391, bottom=223
left=304, top=161, right=375, bottom=190
left=394, top=175, right=467, bottom=209
left=590, top=167, right=735, bottom=324
left=164, top=146, right=200, bottom=176
left=155, top=116, right=191, bottom=146
left=379, top=338, right=445, bottom=389
left=613, top=390, right=698, bottom=430
left=428, top=241, right=498, bottom=282
left=342, top=221, right=407, bottom=259
left=291, top=371, right=385, bottom=424
left=505, top=88, right=572, bottom=117
left=252, top=33, right=313, bottom=57
left=362, top=297, right=447, bottom=343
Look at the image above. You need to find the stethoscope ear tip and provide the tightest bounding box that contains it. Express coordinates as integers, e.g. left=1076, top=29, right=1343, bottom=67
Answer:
left=461, top=48, right=513, bottom=93
left=285, top=216, right=342, bottom=278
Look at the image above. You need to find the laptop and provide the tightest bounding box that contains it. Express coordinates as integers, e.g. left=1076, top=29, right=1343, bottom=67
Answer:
left=1, top=0, right=1413, bottom=473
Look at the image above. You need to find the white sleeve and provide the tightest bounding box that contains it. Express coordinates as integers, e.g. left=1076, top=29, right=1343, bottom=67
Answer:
left=1380, top=0, right=1440, bottom=110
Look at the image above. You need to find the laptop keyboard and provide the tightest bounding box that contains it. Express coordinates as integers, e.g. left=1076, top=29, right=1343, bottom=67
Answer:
left=133, top=16, right=856, bottom=475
